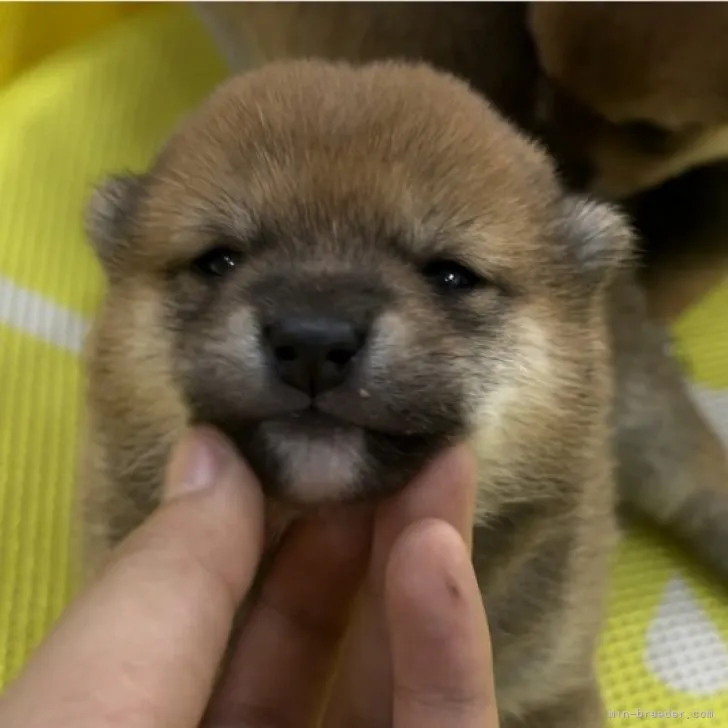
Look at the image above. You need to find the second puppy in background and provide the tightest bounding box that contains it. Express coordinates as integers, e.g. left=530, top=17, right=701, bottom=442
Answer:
left=529, top=2, right=728, bottom=198
left=530, top=2, right=728, bottom=318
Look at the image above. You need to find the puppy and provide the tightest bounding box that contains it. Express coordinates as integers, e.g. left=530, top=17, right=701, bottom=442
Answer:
left=529, top=2, right=728, bottom=199
left=79, top=59, right=728, bottom=726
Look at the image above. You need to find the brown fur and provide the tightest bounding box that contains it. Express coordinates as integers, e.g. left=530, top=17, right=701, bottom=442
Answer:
left=81, top=60, right=632, bottom=726
left=77, top=58, right=728, bottom=726
left=528, top=2, right=728, bottom=198
left=526, top=1, right=728, bottom=423
left=529, top=2, right=728, bottom=506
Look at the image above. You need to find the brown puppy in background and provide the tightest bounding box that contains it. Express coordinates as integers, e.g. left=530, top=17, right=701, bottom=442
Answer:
left=80, top=59, right=728, bottom=726
left=529, top=2, right=728, bottom=199
left=529, top=2, right=728, bottom=319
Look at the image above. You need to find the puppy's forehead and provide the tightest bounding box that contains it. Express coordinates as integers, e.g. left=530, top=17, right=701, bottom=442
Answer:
left=142, top=62, right=558, bottom=253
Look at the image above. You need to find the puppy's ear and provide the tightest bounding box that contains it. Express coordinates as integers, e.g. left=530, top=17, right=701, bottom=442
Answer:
left=557, top=195, right=635, bottom=288
left=84, top=173, right=145, bottom=277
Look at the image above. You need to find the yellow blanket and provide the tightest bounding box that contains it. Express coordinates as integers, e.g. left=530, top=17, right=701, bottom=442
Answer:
left=1, top=5, right=728, bottom=724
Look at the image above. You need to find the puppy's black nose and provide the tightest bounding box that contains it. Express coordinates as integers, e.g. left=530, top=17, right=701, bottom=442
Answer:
left=265, top=315, right=365, bottom=396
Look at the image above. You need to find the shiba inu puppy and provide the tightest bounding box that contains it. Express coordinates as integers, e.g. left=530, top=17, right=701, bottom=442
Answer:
left=80, top=60, right=728, bottom=726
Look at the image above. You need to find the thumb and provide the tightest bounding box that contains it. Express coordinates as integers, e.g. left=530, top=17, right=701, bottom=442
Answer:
left=0, top=427, right=264, bottom=728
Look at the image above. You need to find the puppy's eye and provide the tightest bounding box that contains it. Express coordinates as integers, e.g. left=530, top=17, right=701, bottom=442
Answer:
left=422, top=258, right=483, bottom=292
left=191, top=246, right=242, bottom=278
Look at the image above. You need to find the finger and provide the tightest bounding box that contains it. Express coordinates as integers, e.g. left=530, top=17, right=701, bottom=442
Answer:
left=388, top=520, right=499, bottom=728
left=0, top=428, right=264, bottom=728
left=321, top=584, right=391, bottom=728
left=323, top=445, right=477, bottom=728
left=205, top=505, right=373, bottom=727
left=376, top=443, right=477, bottom=550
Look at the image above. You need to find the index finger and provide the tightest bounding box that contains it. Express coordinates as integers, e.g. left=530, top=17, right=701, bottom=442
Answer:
left=204, top=505, right=372, bottom=727
left=0, top=429, right=264, bottom=728
left=323, top=444, right=477, bottom=727
left=388, top=520, right=499, bottom=728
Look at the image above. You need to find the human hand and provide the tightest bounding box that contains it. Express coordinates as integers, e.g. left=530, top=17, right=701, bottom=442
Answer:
left=321, top=434, right=497, bottom=728
left=0, top=428, right=498, bottom=727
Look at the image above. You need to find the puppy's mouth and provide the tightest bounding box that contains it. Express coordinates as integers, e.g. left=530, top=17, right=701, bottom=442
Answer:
left=247, top=400, right=436, bottom=460
left=272, top=403, right=366, bottom=432
left=186, top=369, right=466, bottom=504
left=267, top=400, right=422, bottom=437
left=196, top=400, right=449, bottom=505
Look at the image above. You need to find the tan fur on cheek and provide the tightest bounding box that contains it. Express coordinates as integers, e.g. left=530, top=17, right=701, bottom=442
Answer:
left=193, top=306, right=267, bottom=386
left=472, top=315, right=555, bottom=431
left=470, top=307, right=610, bottom=520
left=365, top=310, right=414, bottom=375
left=81, top=287, right=190, bottom=565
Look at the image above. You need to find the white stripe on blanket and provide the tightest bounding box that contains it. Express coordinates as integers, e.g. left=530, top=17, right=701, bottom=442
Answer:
left=0, top=275, right=88, bottom=354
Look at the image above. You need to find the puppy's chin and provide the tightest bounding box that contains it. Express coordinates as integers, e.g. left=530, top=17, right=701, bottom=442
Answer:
left=200, top=411, right=458, bottom=504
left=261, top=420, right=367, bottom=503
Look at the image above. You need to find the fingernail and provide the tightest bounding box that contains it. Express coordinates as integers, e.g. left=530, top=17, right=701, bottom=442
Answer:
left=165, top=429, right=232, bottom=499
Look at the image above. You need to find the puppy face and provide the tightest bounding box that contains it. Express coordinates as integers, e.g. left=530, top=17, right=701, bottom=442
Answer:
left=85, top=61, right=631, bottom=506
left=529, top=3, right=728, bottom=197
